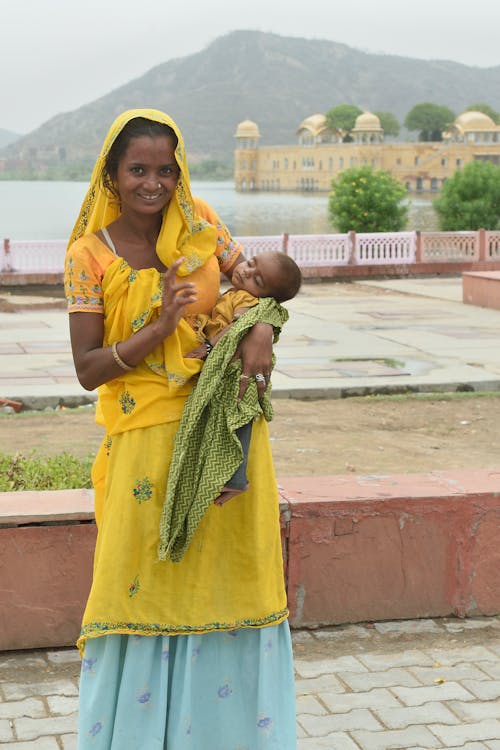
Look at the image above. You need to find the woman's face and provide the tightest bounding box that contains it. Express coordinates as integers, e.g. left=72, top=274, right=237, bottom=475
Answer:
left=115, top=134, right=180, bottom=216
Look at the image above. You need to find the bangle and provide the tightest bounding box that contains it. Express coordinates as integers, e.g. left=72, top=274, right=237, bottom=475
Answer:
left=111, top=341, right=134, bottom=371
left=204, top=339, right=213, bottom=357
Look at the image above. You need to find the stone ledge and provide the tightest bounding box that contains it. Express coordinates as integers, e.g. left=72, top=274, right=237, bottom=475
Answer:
left=463, top=270, right=500, bottom=311
left=280, top=470, right=500, bottom=629
left=1, top=471, right=500, bottom=650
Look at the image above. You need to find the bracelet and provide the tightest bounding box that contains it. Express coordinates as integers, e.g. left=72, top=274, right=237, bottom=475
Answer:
left=204, top=339, right=213, bottom=357
left=111, top=341, right=134, bottom=371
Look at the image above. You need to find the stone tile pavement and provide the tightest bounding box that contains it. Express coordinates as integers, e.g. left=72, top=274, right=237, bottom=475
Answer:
left=1, top=616, right=499, bottom=748
left=4, top=277, right=500, bottom=407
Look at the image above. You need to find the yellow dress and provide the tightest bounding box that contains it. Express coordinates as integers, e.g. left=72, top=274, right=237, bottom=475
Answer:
left=66, top=234, right=288, bottom=654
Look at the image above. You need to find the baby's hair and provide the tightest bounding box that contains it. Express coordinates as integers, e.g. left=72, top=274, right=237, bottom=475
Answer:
left=101, top=117, right=179, bottom=199
left=268, top=252, right=302, bottom=302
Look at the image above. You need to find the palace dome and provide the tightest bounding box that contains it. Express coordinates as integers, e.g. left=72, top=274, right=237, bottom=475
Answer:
left=454, top=111, right=496, bottom=130
left=297, top=114, right=327, bottom=136
left=353, top=111, right=382, bottom=130
left=234, top=119, right=261, bottom=138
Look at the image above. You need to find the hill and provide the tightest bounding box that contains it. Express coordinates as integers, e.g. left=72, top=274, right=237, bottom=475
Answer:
left=2, top=30, right=500, bottom=174
left=0, top=128, right=22, bottom=148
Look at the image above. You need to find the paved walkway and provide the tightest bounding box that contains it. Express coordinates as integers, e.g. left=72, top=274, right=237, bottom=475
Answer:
left=2, top=276, right=500, bottom=407
left=0, top=617, right=499, bottom=748
left=1, top=277, right=500, bottom=748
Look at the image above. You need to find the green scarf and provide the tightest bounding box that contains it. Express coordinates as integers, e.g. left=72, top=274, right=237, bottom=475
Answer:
left=158, top=297, right=288, bottom=562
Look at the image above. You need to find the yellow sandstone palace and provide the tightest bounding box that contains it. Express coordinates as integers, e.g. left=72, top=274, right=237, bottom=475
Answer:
left=234, top=110, right=500, bottom=193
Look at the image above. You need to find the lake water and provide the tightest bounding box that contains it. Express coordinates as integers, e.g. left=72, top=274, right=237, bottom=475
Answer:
left=0, top=180, right=439, bottom=241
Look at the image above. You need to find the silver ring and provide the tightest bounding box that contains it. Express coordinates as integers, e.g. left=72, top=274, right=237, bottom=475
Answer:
left=255, top=373, right=266, bottom=383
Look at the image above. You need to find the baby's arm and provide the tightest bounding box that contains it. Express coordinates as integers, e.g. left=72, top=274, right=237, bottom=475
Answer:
left=185, top=306, right=252, bottom=359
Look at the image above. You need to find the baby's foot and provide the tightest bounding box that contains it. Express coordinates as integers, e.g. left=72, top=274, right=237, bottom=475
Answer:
left=214, top=483, right=250, bottom=506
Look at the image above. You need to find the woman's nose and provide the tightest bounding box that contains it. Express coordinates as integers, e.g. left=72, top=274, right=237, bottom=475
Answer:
left=145, top=174, right=159, bottom=189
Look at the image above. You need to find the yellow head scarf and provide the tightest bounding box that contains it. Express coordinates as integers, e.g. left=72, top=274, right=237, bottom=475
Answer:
left=67, top=108, right=217, bottom=275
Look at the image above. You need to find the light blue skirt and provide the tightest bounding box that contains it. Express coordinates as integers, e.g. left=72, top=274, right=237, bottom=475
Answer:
left=78, top=622, right=296, bottom=749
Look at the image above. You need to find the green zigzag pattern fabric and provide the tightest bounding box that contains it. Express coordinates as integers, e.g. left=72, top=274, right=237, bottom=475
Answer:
left=158, top=297, right=289, bottom=562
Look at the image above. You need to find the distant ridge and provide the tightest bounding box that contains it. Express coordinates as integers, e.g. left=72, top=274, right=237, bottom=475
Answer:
left=0, top=128, right=22, bottom=148
left=3, top=30, right=500, bottom=166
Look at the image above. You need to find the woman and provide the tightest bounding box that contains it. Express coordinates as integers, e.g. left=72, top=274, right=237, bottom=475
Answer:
left=65, top=109, right=296, bottom=749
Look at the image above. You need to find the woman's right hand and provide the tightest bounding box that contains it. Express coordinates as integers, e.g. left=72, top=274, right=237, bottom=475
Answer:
left=157, top=258, right=197, bottom=338
left=69, top=257, right=197, bottom=392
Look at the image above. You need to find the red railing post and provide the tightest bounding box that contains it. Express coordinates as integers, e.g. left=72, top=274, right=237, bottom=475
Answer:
left=2, top=238, right=12, bottom=272
left=282, top=233, right=289, bottom=254
left=415, top=230, right=423, bottom=264
left=478, top=228, right=486, bottom=262
left=348, top=230, right=356, bottom=264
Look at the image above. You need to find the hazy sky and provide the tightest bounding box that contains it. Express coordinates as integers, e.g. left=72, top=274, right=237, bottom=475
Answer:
left=3, top=0, right=500, bottom=134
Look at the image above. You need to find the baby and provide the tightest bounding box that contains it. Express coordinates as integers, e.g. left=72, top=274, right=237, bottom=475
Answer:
left=187, top=251, right=302, bottom=504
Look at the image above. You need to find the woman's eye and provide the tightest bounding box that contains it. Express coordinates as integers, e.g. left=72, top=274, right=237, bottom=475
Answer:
left=130, top=167, right=144, bottom=175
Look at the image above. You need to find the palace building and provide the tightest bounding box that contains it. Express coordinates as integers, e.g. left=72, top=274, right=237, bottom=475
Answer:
left=234, top=110, right=500, bottom=193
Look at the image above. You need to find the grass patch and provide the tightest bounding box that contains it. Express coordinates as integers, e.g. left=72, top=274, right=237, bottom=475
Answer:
left=0, top=451, right=93, bottom=492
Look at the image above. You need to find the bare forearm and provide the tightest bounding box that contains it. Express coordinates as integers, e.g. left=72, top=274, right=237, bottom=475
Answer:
left=72, top=317, right=170, bottom=391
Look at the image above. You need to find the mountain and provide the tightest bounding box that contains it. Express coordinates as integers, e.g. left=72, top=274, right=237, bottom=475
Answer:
left=0, top=128, right=22, bottom=148
left=3, top=30, right=500, bottom=171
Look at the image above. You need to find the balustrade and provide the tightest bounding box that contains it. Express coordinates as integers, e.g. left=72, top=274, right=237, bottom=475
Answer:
left=420, top=232, right=478, bottom=262
left=2, top=230, right=500, bottom=275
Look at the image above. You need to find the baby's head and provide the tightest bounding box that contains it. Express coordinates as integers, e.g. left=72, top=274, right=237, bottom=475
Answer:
left=231, top=251, right=302, bottom=302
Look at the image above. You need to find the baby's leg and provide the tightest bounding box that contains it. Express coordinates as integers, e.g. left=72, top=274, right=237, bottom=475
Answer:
left=214, top=422, right=252, bottom=505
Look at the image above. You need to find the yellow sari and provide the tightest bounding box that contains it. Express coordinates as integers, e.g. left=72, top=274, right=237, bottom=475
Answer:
left=64, top=110, right=288, bottom=654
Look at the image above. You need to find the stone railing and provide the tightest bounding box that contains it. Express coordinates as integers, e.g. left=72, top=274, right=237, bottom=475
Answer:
left=1, top=239, right=67, bottom=274
left=3, top=229, right=500, bottom=278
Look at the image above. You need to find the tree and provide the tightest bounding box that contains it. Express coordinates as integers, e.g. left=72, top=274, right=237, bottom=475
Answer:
left=328, top=166, right=408, bottom=232
left=374, top=111, right=400, bottom=138
left=404, top=103, right=455, bottom=141
left=325, top=104, right=363, bottom=140
left=465, top=103, right=500, bottom=124
left=433, top=160, right=500, bottom=230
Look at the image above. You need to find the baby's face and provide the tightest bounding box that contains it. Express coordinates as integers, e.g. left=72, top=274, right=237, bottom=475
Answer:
left=231, top=253, right=281, bottom=298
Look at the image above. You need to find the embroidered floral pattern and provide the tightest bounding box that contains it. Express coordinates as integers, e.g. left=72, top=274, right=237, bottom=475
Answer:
left=104, top=435, right=113, bottom=455
left=119, top=391, right=136, bottom=414
left=128, top=576, right=140, bottom=598
left=217, top=682, right=233, bottom=699
left=132, top=310, right=150, bottom=331
left=78, top=609, right=289, bottom=644
left=133, top=477, right=154, bottom=504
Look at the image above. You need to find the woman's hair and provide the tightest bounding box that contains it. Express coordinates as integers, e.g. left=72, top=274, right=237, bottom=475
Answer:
left=101, top=117, right=179, bottom=198
left=270, top=253, right=303, bottom=303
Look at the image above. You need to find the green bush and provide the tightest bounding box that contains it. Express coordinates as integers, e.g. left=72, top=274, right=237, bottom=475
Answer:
left=434, top=160, right=500, bottom=230
left=0, top=451, right=93, bottom=492
left=329, top=165, right=408, bottom=232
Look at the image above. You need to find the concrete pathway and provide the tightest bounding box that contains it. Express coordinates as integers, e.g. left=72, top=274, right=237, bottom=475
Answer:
left=0, top=617, right=499, bottom=749
left=2, top=277, right=500, bottom=408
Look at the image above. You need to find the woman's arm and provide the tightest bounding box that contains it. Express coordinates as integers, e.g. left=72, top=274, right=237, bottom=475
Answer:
left=69, top=258, right=197, bottom=391
left=233, top=322, right=274, bottom=402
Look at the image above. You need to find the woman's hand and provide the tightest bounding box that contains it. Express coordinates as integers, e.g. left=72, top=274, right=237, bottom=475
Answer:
left=157, top=258, right=197, bottom=338
left=232, top=322, right=274, bottom=401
